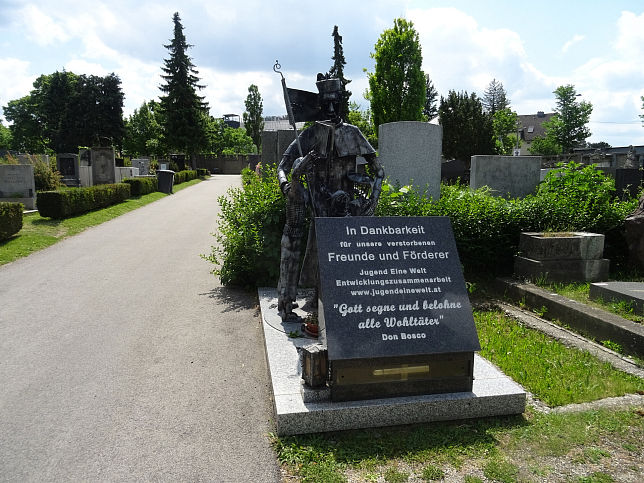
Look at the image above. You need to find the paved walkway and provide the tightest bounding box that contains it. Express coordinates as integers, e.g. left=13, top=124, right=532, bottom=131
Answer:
left=0, top=176, right=281, bottom=482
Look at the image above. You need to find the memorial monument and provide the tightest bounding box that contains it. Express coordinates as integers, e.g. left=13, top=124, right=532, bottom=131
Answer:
left=271, top=63, right=481, bottom=403
left=274, top=62, right=384, bottom=324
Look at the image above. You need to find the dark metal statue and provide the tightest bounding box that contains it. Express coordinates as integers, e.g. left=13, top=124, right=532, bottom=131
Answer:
left=274, top=63, right=384, bottom=322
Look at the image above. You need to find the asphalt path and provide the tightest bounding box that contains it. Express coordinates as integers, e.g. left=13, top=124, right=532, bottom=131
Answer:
left=0, top=176, right=281, bottom=482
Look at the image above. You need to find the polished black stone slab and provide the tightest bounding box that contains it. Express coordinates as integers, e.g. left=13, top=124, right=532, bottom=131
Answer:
left=315, top=216, right=481, bottom=362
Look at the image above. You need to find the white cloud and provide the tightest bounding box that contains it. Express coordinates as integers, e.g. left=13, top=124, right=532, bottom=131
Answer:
left=17, top=4, right=70, bottom=46
left=0, top=58, right=37, bottom=122
left=561, top=34, right=585, bottom=54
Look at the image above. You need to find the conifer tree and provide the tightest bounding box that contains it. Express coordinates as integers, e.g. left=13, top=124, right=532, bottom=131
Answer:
left=329, top=25, right=351, bottom=118
left=159, top=12, right=209, bottom=166
left=482, top=78, right=509, bottom=115
left=423, top=74, right=439, bottom=121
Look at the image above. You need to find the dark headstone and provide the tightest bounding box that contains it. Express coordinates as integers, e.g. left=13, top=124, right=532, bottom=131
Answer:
left=615, top=168, right=642, bottom=200
left=115, top=158, right=125, bottom=167
left=315, top=216, right=480, bottom=401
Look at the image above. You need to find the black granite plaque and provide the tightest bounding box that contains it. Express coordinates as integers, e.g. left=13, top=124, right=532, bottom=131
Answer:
left=315, top=216, right=481, bottom=362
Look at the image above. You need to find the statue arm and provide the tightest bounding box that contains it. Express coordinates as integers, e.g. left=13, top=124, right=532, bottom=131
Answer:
left=366, top=152, right=384, bottom=207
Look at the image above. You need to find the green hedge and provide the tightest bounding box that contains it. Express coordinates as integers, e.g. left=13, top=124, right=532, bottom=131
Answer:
left=37, top=183, right=131, bottom=219
left=206, top=163, right=639, bottom=286
left=174, top=170, right=198, bottom=185
left=0, top=202, right=23, bottom=240
left=122, top=177, right=158, bottom=196
left=197, top=168, right=210, bottom=177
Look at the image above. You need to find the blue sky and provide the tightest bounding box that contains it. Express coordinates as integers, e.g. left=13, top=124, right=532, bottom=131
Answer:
left=1, top=0, right=643, bottom=147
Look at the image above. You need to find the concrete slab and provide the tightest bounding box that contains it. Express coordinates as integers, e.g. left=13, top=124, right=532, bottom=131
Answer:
left=590, top=281, right=644, bottom=315
left=259, top=288, right=526, bottom=436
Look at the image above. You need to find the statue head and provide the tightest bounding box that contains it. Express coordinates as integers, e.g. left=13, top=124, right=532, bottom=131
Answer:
left=316, top=73, right=342, bottom=121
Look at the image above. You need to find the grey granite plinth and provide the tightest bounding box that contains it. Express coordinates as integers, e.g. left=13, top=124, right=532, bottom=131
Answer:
left=259, top=288, right=526, bottom=436
left=514, top=256, right=609, bottom=282
left=590, top=282, right=644, bottom=315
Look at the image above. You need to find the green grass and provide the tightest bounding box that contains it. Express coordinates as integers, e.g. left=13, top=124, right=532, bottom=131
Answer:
left=273, top=408, right=644, bottom=482
left=536, top=281, right=644, bottom=324
left=475, top=310, right=644, bottom=406
left=0, top=178, right=202, bottom=266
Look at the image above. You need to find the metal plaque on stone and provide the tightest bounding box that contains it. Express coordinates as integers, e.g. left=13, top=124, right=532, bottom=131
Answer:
left=315, top=216, right=480, bottom=401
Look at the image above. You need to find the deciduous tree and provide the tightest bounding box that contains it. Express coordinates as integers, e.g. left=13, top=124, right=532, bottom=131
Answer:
left=242, top=84, right=264, bottom=151
left=492, top=108, right=518, bottom=155
left=123, top=100, right=164, bottom=157
left=368, top=18, right=425, bottom=132
left=159, top=12, right=209, bottom=167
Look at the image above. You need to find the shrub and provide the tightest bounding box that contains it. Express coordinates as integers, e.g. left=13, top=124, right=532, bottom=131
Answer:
left=37, top=183, right=131, bottom=219
left=174, top=169, right=198, bottom=185
left=208, top=162, right=638, bottom=285
left=0, top=202, right=23, bottom=240
left=197, top=168, right=209, bottom=177
left=33, top=157, right=62, bottom=191
left=122, top=177, right=158, bottom=196
left=203, top=165, right=286, bottom=287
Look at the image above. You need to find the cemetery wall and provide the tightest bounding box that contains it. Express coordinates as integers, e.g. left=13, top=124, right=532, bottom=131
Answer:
left=195, top=154, right=260, bottom=174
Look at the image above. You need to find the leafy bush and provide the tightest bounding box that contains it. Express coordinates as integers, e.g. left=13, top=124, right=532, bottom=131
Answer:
left=197, top=168, right=209, bottom=177
left=0, top=202, right=23, bottom=240
left=37, top=183, right=131, bottom=219
left=203, top=165, right=286, bottom=287
left=122, top=177, right=158, bottom=196
left=33, top=157, right=62, bottom=191
left=208, top=162, right=638, bottom=285
left=173, top=169, right=198, bottom=185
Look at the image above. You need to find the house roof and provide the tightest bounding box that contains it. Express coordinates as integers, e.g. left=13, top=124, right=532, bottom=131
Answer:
left=517, top=112, right=555, bottom=142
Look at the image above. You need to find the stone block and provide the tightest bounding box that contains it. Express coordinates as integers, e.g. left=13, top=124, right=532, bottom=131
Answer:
left=0, top=164, right=36, bottom=209
left=378, top=121, right=442, bottom=199
left=470, top=155, right=541, bottom=198
left=514, top=256, right=609, bottom=283
left=518, top=232, right=605, bottom=261
left=258, top=287, right=526, bottom=436
left=131, top=158, right=151, bottom=176
left=590, top=282, right=644, bottom=315
left=91, top=147, right=116, bottom=185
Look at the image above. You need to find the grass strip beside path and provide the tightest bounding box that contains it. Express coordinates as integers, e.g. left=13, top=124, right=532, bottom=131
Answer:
left=0, top=178, right=202, bottom=266
left=475, top=310, right=644, bottom=407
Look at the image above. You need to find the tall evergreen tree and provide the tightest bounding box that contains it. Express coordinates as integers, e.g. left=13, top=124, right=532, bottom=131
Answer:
left=242, top=84, right=264, bottom=151
left=159, top=11, right=209, bottom=167
left=328, top=25, right=351, bottom=118
left=423, top=74, right=439, bottom=121
left=368, top=18, right=426, bottom=132
left=439, top=90, right=495, bottom=164
left=482, top=78, right=509, bottom=115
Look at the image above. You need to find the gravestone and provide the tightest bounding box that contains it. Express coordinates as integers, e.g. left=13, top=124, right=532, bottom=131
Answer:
left=90, top=146, right=116, bottom=185
left=470, top=155, right=541, bottom=198
left=514, top=232, right=609, bottom=282
left=131, top=158, right=151, bottom=176
left=378, top=122, right=442, bottom=199
left=315, top=216, right=480, bottom=401
left=589, top=282, right=644, bottom=315
left=78, top=149, right=92, bottom=187
left=57, top=153, right=81, bottom=187
left=0, top=164, right=36, bottom=209
left=615, top=168, right=642, bottom=200
left=114, top=166, right=139, bottom=182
